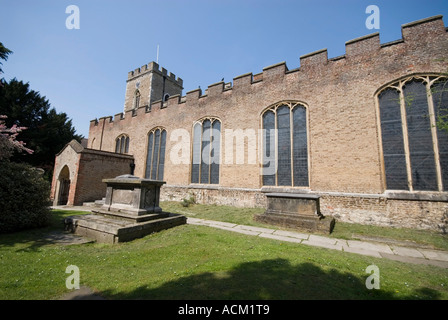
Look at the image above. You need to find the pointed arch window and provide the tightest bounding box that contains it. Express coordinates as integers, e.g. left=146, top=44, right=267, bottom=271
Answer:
left=261, top=101, right=309, bottom=187
left=377, top=75, right=448, bottom=191
left=191, top=117, right=221, bottom=184
left=115, top=134, right=130, bottom=154
left=145, top=127, right=167, bottom=180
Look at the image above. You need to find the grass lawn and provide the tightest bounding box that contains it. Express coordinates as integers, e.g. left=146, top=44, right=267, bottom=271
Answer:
left=0, top=205, right=447, bottom=300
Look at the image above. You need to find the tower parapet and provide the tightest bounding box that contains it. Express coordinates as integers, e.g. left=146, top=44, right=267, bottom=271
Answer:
left=124, top=62, right=183, bottom=113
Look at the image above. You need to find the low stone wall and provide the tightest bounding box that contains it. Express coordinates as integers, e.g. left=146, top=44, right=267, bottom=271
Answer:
left=160, top=185, right=266, bottom=208
left=320, top=193, right=448, bottom=233
left=160, top=185, right=448, bottom=233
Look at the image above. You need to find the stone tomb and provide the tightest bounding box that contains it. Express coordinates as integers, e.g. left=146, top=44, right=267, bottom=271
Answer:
left=65, top=175, right=186, bottom=243
left=255, top=193, right=335, bottom=234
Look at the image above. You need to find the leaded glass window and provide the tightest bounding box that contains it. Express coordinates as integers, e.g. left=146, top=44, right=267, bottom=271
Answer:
left=377, top=75, right=448, bottom=191
left=191, top=118, right=221, bottom=184
left=145, top=128, right=166, bottom=180
left=115, top=134, right=130, bottom=154
left=262, top=101, right=309, bottom=187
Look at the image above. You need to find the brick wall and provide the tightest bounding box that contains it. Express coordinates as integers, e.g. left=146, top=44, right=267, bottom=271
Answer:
left=84, top=16, right=448, bottom=231
left=51, top=140, right=134, bottom=206
left=73, top=149, right=134, bottom=205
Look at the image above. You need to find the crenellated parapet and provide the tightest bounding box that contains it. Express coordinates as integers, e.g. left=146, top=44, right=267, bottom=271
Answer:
left=127, top=61, right=183, bottom=88
left=90, top=15, right=447, bottom=131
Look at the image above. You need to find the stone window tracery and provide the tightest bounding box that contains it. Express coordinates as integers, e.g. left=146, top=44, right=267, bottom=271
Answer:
left=261, top=101, right=309, bottom=187
left=377, top=75, right=448, bottom=191
left=191, top=117, right=221, bottom=184
left=115, top=134, right=130, bottom=154
left=145, top=127, right=167, bottom=180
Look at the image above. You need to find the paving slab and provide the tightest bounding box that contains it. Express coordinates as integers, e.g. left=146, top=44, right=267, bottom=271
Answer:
left=391, top=246, right=425, bottom=259
left=210, top=224, right=261, bottom=236
left=342, top=246, right=383, bottom=258
left=302, top=239, right=345, bottom=251
left=273, top=229, right=309, bottom=240
left=380, top=253, right=448, bottom=269
left=418, top=249, right=448, bottom=262
left=235, top=225, right=276, bottom=234
left=347, top=240, right=394, bottom=254
left=186, top=217, right=206, bottom=225
left=309, top=235, right=338, bottom=245
left=259, top=233, right=303, bottom=244
left=202, top=220, right=237, bottom=228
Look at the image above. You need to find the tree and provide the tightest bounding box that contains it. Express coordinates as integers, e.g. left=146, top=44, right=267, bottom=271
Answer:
left=0, top=42, right=12, bottom=75
left=0, top=115, right=33, bottom=160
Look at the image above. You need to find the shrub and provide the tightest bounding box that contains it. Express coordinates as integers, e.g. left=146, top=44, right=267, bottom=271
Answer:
left=181, top=194, right=196, bottom=207
left=0, top=160, right=51, bottom=233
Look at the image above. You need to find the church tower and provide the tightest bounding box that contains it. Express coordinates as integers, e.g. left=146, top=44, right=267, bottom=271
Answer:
left=123, top=61, right=183, bottom=113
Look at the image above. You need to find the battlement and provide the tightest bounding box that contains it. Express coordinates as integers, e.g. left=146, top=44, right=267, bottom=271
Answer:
left=127, top=61, right=183, bottom=88
left=90, top=15, right=447, bottom=129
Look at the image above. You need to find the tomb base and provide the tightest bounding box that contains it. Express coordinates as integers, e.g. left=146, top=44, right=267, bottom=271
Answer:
left=254, top=193, right=335, bottom=234
left=64, top=174, right=186, bottom=243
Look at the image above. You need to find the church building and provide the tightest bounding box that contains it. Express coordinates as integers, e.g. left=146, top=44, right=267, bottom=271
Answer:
left=51, top=15, right=448, bottom=232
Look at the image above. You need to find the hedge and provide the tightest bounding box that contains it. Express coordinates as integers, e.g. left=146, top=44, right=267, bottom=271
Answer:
left=0, top=161, right=51, bottom=233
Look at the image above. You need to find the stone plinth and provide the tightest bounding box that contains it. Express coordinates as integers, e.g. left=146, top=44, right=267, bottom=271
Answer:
left=65, top=175, right=186, bottom=243
left=255, top=193, right=335, bottom=234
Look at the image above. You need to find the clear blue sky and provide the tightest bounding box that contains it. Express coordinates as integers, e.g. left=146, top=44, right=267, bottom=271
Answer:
left=1, top=0, right=447, bottom=137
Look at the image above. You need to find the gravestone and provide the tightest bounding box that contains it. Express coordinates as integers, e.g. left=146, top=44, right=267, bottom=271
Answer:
left=65, top=175, right=186, bottom=243
left=255, top=193, right=335, bottom=234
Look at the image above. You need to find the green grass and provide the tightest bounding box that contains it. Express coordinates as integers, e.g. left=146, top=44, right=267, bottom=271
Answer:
left=0, top=206, right=447, bottom=300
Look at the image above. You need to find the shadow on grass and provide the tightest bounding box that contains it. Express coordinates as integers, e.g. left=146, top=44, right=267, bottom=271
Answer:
left=0, top=209, right=88, bottom=251
left=99, top=259, right=441, bottom=300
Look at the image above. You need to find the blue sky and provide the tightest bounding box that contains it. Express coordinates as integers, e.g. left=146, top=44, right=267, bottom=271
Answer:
left=1, top=0, right=447, bottom=137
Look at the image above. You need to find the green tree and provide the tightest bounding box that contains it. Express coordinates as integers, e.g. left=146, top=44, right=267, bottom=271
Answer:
left=0, top=42, right=12, bottom=75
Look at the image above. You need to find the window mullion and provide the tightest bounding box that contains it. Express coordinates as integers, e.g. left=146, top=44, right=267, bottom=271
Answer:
left=399, top=86, right=413, bottom=191
left=274, top=109, right=278, bottom=186
left=426, top=80, right=443, bottom=191
left=290, top=106, right=294, bottom=186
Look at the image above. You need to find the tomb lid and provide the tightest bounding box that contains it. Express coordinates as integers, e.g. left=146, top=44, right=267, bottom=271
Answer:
left=103, top=175, right=166, bottom=186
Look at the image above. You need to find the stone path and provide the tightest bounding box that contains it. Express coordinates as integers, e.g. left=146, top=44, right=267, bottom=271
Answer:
left=187, top=217, right=448, bottom=268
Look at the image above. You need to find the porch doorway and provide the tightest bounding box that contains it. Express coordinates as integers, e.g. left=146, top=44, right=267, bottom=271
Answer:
left=58, top=166, right=71, bottom=205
